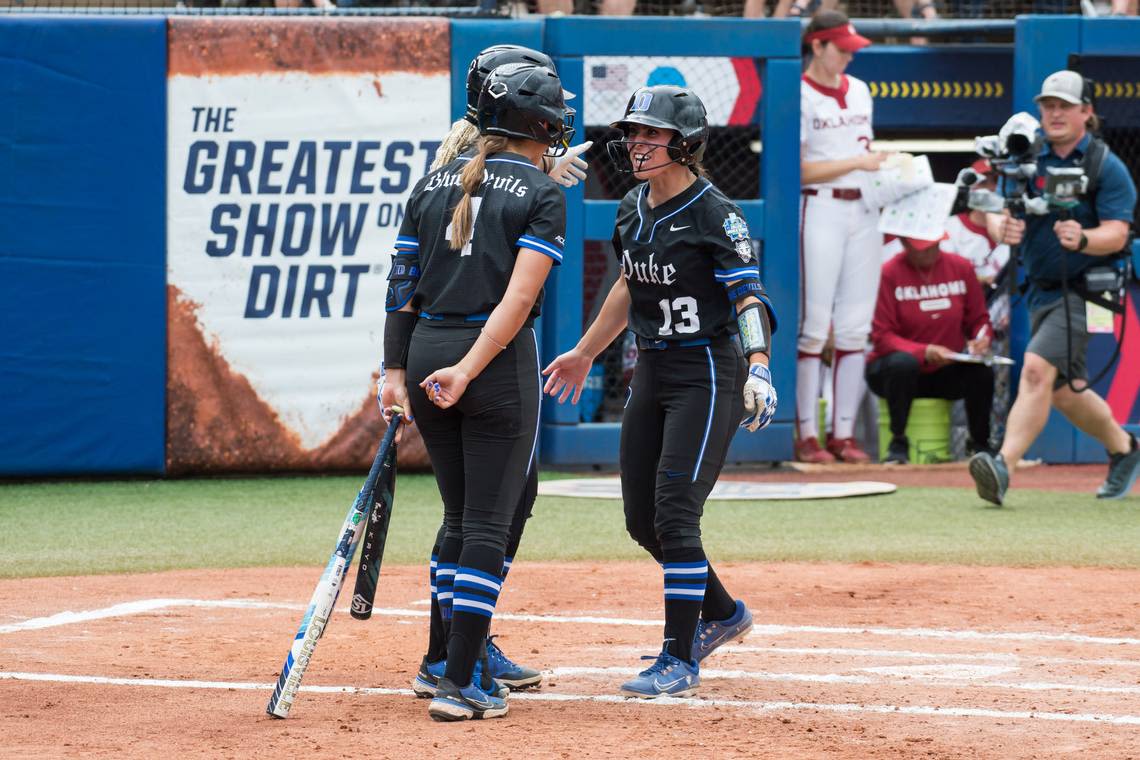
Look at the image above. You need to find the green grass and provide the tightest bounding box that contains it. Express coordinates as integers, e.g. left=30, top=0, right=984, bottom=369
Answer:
left=0, top=474, right=1138, bottom=578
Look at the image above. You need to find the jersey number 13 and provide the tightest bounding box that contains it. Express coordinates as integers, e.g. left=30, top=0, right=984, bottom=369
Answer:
left=657, top=296, right=700, bottom=336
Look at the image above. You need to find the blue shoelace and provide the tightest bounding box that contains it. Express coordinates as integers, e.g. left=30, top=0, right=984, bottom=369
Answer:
left=637, top=651, right=681, bottom=676
left=486, top=636, right=515, bottom=668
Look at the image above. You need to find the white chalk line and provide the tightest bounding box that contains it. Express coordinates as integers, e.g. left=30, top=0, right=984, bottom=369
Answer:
left=2, top=671, right=1138, bottom=726
left=5, top=598, right=1140, bottom=650
left=548, top=666, right=1140, bottom=695
left=612, top=644, right=1140, bottom=670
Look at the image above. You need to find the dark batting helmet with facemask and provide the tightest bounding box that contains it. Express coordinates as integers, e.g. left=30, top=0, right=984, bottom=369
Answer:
left=477, top=62, right=575, bottom=157
left=607, top=85, right=709, bottom=174
left=465, top=45, right=558, bottom=126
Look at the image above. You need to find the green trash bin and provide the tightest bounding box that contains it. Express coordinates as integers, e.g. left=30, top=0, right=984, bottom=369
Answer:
left=877, top=398, right=953, bottom=463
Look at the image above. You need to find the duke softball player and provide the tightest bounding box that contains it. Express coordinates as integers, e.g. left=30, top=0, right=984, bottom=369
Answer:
left=544, top=85, right=778, bottom=698
left=380, top=62, right=571, bottom=721
left=797, top=11, right=884, bottom=464
left=398, top=44, right=591, bottom=699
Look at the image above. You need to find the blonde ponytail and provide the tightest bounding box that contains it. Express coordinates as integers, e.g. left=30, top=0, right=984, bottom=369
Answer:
left=449, top=135, right=509, bottom=252
left=431, top=119, right=480, bottom=172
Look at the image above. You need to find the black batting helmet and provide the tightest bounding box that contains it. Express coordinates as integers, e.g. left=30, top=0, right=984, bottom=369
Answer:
left=465, top=45, right=557, bottom=126
left=607, top=85, right=709, bottom=173
left=477, top=62, right=574, bottom=155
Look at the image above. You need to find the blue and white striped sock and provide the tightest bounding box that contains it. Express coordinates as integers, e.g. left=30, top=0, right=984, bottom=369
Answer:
left=436, top=562, right=457, bottom=622
left=453, top=566, right=503, bottom=619
left=664, top=560, right=709, bottom=602
left=662, top=557, right=709, bottom=662
left=500, top=555, right=514, bottom=581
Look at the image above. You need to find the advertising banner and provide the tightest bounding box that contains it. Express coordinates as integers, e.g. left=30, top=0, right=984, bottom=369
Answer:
left=167, top=18, right=449, bottom=473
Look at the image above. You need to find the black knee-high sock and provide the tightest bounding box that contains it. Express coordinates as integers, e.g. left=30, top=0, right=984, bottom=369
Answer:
left=443, top=543, right=504, bottom=687
left=661, top=547, right=708, bottom=664
left=433, top=531, right=461, bottom=662
left=426, top=524, right=448, bottom=662
left=701, top=564, right=737, bottom=623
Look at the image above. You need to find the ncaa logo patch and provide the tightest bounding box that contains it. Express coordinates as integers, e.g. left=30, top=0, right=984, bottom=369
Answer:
left=631, top=90, right=653, bottom=113
left=722, top=212, right=749, bottom=242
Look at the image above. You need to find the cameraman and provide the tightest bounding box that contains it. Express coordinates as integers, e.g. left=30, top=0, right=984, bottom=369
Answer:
left=970, top=70, right=1139, bottom=505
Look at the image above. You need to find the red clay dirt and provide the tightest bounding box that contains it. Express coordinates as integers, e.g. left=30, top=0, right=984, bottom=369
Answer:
left=729, top=462, right=1111, bottom=494
left=2, top=562, right=1138, bottom=759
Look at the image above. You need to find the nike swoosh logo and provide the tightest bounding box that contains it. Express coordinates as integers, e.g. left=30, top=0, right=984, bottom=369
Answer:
left=653, top=676, right=686, bottom=691
left=669, top=223, right=690, bottom=232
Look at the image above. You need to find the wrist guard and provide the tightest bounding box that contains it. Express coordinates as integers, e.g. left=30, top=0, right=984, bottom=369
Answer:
left=383, top=310, right=416, bottom=370
left=736, top=302, right=772, bottom=357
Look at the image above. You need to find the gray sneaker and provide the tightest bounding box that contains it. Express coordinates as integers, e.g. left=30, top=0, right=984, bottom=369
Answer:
left=1097, top=436, right=1140, bottom=500
left=968, top=451, right=1009, bottom=506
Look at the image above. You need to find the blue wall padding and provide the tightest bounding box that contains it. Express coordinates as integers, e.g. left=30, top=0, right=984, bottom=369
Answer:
left=0, top=17, right=167, bottom=476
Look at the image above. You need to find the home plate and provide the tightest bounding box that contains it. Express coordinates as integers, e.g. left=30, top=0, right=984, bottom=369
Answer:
left=537, top=478, right=896, bottom=501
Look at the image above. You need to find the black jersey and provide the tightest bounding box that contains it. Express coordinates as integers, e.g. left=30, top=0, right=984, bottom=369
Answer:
left=396, top=150, right=565, bottom=318
left=613, top=178, right=759, bottom=341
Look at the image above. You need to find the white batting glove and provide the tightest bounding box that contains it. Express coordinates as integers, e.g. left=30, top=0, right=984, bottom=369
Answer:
left=740, top=363, right=777, bottom=433
left=548, top=140, right=593, bottom=188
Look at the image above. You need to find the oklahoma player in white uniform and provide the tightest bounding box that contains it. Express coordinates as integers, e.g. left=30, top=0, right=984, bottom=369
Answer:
left=797, top=11, right=885, bottom=464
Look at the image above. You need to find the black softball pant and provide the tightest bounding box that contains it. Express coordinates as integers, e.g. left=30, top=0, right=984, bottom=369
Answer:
left=621, top=337, right=747, bottom=554
left=865, top=351, right=994, bottom=448
left=406, top=322, right=541, bottom=553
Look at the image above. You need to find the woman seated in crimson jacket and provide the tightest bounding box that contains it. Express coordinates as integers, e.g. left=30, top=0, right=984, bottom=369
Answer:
left=867, top=232, right=995, bottom=464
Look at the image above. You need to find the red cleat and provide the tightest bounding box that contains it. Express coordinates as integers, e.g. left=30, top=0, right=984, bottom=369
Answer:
left=826, top=437, right=872, bottom=464
left=795, top=436, right=836, bottom=464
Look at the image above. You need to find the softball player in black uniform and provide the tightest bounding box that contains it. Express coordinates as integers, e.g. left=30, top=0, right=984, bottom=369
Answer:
left=544, top=85, right=779, bottom=698
left=380, top=62, right=571, bottom=721
left=403, top=44, right=590, bottom=700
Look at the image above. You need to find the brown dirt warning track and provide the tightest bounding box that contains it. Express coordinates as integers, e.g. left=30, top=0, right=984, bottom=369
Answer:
left=2, top=560, right=1139, bottom=759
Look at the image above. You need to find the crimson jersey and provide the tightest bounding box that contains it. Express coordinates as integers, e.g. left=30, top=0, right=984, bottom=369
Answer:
left=869, top=251, right=991, bottom=373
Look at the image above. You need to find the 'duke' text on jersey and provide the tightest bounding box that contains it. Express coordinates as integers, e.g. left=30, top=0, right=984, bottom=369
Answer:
left=621, top=249, right=677, bottom=286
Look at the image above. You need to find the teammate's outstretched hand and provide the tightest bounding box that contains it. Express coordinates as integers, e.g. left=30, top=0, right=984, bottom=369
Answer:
left=548, top=141, right=593, bottom=188
left=542, top=348, right=593, bottom=404
left=420, top=367, right=470, bottom=410
left=741, top=363, right=777, bottom=432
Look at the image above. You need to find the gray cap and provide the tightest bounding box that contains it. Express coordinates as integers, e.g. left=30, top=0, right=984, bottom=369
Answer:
left=1034, top=70, right=1088, bottom=105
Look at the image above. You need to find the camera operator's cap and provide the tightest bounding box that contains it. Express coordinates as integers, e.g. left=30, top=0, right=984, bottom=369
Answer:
left=804, top=23, right=872, bottom=52
left=1034, top=70, right=1088, bottom=105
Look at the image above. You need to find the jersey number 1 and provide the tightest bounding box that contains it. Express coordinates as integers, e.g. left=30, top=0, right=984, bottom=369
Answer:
left=657, top=296, right=700, bottom=336
left=444, top=197, right=483, bottom=257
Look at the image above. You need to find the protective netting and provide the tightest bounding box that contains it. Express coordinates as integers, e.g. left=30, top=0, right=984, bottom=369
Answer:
left=0, top=1, right=501, bottom=13
left=504, top=0, right=1083, bottom=18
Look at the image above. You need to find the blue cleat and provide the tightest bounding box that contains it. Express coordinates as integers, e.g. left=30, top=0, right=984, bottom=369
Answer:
left=486, top=635, right=542, bottom=689
left=428, top=677, right=509, bottom=722
left=693, top=600, right=754, bottom=663
left=412, top=655, right=508, bottom=700
left=619, top=649, right=700, bottom=699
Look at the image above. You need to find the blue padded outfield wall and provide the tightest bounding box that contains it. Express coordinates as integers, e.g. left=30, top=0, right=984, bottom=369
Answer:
left=0, top=18, right=167, bottom=476
left=1, top=15, right=1137, bottom=475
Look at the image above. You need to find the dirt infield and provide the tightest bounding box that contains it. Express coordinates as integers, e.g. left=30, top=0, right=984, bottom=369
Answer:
left=731, top=462, right=1111, bottom=494
left=3, top=562, right=1139, bottom=759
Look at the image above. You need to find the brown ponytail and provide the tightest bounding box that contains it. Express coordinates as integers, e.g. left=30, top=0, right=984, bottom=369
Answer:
left=449, top=135, right=509, bottom=252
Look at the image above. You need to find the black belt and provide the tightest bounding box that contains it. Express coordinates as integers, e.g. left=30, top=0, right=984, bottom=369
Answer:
left=418, top=311, right=534, bottom=329
left=636, top=336, right=712, bottom=351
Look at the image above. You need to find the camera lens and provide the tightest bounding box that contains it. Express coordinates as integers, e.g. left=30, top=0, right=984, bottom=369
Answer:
left=1005, top=134, right=1030, bottom=155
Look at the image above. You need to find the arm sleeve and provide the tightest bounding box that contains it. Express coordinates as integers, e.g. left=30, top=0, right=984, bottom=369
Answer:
left=870, top=267, right=927, bottom=363
left=516, top=181, right=567, bottom=265
left=1095, top=153, right=1138, bottom=225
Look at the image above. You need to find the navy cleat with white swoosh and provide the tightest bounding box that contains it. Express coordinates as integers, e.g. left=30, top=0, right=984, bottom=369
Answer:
left=619, top=649, right=700, bottom=699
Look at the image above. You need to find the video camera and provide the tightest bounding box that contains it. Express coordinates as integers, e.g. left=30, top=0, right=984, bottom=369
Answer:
left=955, top=112, right=1089, bottom=218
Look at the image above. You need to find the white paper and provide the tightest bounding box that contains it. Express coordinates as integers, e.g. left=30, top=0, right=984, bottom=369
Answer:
left=856, top=153, right=934, bottom=210
left=878, top=183, right=960, bottom=241
left=945, top=352, right=1016, bottom=367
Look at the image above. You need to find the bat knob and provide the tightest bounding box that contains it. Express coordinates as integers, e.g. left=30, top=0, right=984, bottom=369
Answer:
left=389, top=404, right=404, bottom=417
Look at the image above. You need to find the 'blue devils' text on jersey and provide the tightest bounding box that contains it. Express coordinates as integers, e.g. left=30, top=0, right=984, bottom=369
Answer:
left=614, top=178, right=760, bottom=341
left=395, top=150, right=566, bottom=318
